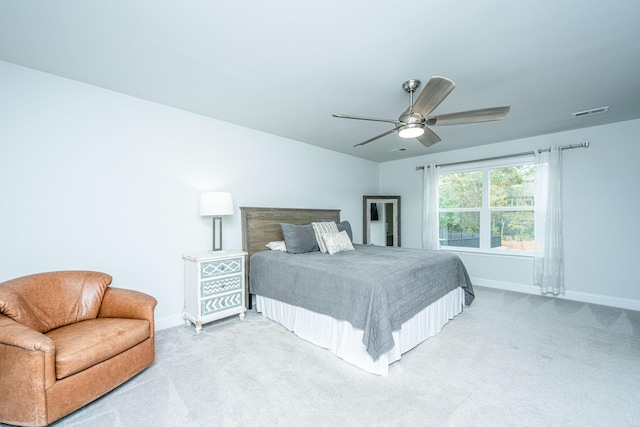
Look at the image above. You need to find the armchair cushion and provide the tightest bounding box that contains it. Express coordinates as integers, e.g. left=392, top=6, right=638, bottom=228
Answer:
left=45, top=318, right=151, bottom=380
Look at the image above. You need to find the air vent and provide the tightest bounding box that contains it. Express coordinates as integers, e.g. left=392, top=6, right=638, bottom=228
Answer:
left=572, top=106, right=609, bottom=118
left=389, top=147, right=408, bottom=152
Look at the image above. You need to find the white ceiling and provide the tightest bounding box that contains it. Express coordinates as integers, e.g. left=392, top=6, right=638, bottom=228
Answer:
left=1, top=1, right=639, bottom=162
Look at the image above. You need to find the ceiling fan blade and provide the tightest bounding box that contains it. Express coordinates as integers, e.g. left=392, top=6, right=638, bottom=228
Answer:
left=333, top=113, right=401, bottom=125
left=412, top=76, right=456, bottom=118
left=416, top=127, right=441, bottom=148
left=354, top=128, right=397, bottom=147
left=427, top=106, right=511, bottom=126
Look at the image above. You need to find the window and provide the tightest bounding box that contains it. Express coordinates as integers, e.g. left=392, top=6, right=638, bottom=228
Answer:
left=438, top=159, right=535, bottom=253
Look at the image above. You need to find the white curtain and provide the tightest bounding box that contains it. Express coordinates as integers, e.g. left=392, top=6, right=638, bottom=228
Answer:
left=534, top=145, right=564, bottom=295
left=422, top=164, right=440, bottom=250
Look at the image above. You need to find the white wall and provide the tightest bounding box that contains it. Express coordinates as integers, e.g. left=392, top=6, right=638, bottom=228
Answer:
left=0, top=62, right=379, bottom=329
left=379, top=119, right=640, bottom=310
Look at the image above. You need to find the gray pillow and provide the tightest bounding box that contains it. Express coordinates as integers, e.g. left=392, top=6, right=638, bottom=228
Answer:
left=280, top=223, right=320, bottom=254
left=337, top=221, right=353, bottom=242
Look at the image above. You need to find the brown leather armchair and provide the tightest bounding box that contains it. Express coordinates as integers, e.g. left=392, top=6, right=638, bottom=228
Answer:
left=0, top=271, right=157, bottom=426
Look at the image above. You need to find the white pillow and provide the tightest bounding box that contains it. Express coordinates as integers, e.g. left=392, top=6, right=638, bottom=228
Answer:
left=322, top=231, right=355, bottom=255
left=312, top=221, right=339, bottom=253
left=266, top=241, right=287, bottom=251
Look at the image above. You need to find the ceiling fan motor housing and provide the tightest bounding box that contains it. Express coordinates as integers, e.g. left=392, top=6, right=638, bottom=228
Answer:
left=399, top=108, right=424, bottom=124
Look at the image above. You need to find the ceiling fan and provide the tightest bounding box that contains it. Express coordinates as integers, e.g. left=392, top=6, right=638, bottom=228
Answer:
left=332, top=76, right=510, bottom=148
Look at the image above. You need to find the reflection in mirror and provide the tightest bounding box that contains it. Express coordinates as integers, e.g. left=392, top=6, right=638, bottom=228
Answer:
left=363, top=196, right=401, bottom=246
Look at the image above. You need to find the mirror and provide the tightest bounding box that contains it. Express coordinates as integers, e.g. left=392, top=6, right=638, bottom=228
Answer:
left=363, top=196, right=401, bottom=246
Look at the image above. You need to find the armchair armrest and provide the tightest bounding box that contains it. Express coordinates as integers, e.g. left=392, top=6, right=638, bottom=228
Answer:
left=0, top=314, right=54, bottom=352
left=0, top=314, right=57, bottom=400
left=98, top=288, right=158, bottom=336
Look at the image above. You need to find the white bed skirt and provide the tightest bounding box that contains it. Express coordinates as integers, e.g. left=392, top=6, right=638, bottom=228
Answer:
left=255, top=287, right=465, bottom=376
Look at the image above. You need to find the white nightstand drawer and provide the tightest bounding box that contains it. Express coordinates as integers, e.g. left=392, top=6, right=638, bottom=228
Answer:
left=201, top=291, right=243, bottom=316
left=201, top=275, right=242, bottom=298
left=200, top=257, right=243, bottom=279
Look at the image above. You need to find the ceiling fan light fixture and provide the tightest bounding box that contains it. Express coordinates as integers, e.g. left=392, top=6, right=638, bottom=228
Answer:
left=398, top=124, right=425, bottom=138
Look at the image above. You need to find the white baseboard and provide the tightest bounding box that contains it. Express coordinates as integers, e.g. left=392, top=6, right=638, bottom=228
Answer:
left=472, top=278, right=640, bottom=311
left=155, top=313, right=186, bottom=331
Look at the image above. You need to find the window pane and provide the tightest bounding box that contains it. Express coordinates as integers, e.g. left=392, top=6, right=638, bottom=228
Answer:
left=439, top=171, right=482, bottom=209
left=490, top=165, right=535, bottom=207
left=490, top=211, right=535, bottom=252
left=439, top=212, right=480, bottom=248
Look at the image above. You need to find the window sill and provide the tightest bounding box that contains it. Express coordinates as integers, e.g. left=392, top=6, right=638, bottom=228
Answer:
left=441, top=246, right=534, bottom=259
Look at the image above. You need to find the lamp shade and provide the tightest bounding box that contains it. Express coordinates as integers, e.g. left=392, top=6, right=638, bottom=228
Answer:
left=200, top=192, right=234, bottom=216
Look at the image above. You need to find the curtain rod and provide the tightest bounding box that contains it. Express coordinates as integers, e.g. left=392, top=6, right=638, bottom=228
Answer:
left=416, top=141, right=589, bottom=170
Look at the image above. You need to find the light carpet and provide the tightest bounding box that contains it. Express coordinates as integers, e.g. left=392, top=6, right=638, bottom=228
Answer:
left=4, top=286, right=639, bottom=427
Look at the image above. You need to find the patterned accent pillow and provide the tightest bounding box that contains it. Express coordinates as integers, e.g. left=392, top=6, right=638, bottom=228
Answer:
left=322, top=231, right=355, bottom=255
left=311, top=221, right=339, bottom=253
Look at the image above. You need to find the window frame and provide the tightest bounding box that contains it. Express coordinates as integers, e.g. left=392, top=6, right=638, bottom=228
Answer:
left=438, top=155, right=535, bottom=257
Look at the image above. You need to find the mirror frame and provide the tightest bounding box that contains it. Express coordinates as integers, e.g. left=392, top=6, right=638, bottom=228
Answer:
left=363, top=195, right=401, bottom=246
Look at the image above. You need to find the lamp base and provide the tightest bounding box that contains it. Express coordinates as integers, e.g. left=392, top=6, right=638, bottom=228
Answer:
left=211, top=216, right=224, bottom=251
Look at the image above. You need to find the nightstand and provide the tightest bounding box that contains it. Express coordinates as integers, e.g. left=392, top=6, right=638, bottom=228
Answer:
left=182, top=250, right=247, bottom=333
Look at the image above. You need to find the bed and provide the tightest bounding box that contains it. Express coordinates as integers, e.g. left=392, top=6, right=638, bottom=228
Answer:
left=241, top=207, right=474, bottom=376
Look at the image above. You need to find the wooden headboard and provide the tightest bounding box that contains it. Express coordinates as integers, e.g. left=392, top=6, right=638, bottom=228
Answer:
left=240, top=207, right=341, bottom=308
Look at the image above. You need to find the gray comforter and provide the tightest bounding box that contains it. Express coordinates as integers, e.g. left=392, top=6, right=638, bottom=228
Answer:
left=249, top=244, right=474, bottom=360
